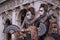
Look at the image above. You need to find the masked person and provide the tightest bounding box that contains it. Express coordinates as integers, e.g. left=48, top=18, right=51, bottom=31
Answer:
left=21, top=3, right=30, bottom=25
left=23, top=3, right=35, bottom=27
left=23, top=11, right=34, bottom=28
left=21, top=3, right=36, bottom=40
left=21, top=3, right=35, bottom=27
left=23, top=8, right=38, bottom=40
left=35, top=4, right=52, bottom=40
left=21, top=11, right=33, bottom=40
left=26, top=4, right=53, bottom=40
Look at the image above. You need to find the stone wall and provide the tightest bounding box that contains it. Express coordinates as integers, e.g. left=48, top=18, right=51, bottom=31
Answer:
left=0, top=14, right=7, bottom=40
left=0, top=0, right=60, bottom=40
left=0, top=0, right=6, bottom=4
left=0, top=0, right=60, bottom=14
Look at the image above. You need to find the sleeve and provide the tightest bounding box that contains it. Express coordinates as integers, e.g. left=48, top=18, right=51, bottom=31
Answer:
left=46, top=14, right=53, bottom=20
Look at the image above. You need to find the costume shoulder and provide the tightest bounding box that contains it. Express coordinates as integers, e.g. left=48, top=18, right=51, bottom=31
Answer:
left=46, top=13, right=53, bottom=20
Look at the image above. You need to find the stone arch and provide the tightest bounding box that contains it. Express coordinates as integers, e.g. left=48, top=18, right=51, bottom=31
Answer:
left=13, top=6, right=21, bottom=27
left=19, top=9, right=27, bottom=24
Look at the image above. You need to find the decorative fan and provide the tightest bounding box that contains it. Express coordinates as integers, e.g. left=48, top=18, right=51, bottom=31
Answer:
left=3, top=25, right=20, bottom=33
left=38, top=23, right=47, bottom=36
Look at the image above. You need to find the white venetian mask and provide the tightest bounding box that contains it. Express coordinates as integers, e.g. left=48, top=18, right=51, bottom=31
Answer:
left=26, top=11, right=32, bottom=19
left=39, top=7, right=44, bottom=15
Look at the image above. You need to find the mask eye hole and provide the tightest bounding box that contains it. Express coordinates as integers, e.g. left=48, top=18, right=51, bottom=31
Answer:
left=39, top=7, right=44, bottom=12
left=26, top=11, right=31, bottom=16
left=26, top=14, right=30, bottom=16
left=39, top=10, right=43, bottom=12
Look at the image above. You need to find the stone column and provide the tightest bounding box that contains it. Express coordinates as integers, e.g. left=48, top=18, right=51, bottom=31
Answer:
left=11, top=9, right=17, bottom=40
left=12, top=9, right=16, bottom=25
left=15, top=7, right=21, bottom=27
left=0, top=14, right=7, bottom=40
left=12, top=7, right=21, bottom=27
left=12, top=9, right=18, bottom=25
left=12, top=8, right=21, bottom=40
